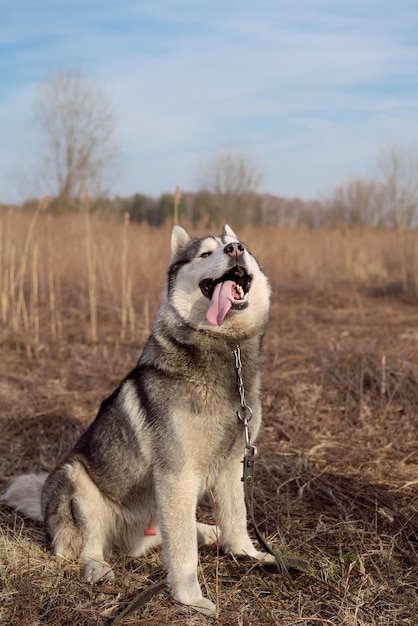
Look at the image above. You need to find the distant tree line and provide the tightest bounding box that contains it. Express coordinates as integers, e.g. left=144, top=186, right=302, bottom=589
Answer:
left=14, top=145, right=418, bottom=231
left=10, top=190, right=334, bottom=228
left=16, top=68, right=418, bottom=230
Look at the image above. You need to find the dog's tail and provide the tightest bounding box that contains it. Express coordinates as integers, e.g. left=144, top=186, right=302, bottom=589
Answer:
left=3, top=472, right=48, bottom=522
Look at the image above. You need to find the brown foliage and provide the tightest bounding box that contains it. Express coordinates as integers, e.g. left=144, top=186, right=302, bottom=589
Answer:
left=1, top=215, right=417, bottom=624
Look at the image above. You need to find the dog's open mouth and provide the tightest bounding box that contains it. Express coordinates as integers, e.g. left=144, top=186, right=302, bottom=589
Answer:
left=200, top=265, right=252, bottom=326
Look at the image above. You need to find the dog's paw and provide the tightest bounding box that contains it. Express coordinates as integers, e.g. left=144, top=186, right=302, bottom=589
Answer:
left=176, top=594, right=216, bottom=616
left=82, top=559, right=115, bottom=584
left=190, top=597, right=216, bottom=616
left=252, top=550, right=276, bottom=564
left=171, top=579, right=216, bottom=616
left=196, top=522, right=219, bottom=546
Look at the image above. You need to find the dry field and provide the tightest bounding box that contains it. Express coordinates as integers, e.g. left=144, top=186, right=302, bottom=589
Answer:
left=0, top=209, right=417, bottom=625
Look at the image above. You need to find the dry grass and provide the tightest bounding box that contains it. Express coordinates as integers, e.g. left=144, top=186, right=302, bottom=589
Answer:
left=0, top=212, right=417, bottom=625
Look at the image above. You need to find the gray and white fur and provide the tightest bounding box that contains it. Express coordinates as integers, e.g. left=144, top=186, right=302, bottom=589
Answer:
left=4, top=224, right=272, bottom=615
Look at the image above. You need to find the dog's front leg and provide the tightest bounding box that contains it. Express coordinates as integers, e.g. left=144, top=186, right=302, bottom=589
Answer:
left=214, top=456, right=272, bottom=561
left=154, top=469, right=216, bottom=616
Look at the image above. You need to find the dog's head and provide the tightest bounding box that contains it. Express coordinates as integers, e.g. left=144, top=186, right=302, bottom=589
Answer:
left=166, top=224, right=270, bottom=337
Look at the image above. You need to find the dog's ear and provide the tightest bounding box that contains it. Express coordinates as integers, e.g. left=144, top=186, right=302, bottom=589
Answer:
left=222, top=224, right=238, bottom=239
left=171, top=225, right=191, bottom=259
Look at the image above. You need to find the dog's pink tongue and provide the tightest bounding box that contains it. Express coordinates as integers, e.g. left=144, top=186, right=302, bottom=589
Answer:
left=206, top=281, right=234, bottom=325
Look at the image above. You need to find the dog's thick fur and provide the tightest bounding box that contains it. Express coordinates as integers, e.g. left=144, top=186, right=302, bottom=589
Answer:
left=4, top=224, right=271, bottom=615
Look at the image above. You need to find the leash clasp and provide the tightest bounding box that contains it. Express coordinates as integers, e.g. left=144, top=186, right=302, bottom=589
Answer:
left=239, top=414, right=256, bottom=454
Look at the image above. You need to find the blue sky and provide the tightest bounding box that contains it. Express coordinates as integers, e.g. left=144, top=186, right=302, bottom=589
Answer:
left=1, top=0, right=418, bottom=203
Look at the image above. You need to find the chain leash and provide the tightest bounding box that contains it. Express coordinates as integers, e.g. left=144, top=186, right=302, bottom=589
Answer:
left=233, top=343, right=308, bottom=578
left=234, top=344, right=255, bottom=453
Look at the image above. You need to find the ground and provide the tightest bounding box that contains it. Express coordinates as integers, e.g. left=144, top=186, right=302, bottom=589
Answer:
left=1, top=286, right=417, bottom=625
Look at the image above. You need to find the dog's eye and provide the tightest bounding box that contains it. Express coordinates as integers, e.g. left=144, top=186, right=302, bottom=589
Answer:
left=199, top=251, right=212, bottom=258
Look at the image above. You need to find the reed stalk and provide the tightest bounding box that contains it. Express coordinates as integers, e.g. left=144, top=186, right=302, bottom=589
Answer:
left=46, top=215, right=57, bottom=341
left=396, top=228, right=408, bottom=293
left=0, top=207, right=3, bottom=324
left=415, top=234, right=418, bottom=299
left=1, top=210, right=12, bottom=325
left=15, top=198, right=51, bottom=335
left=120, top=211, right=129, bottom=341
left=0, top=205, right=10, bottom=328
left=173, top=184, right=181, bottom=225
left=127, top=270, right=135, bottom=340
left=10, top=243, right=17, bottom=331
left=143, top=294, right=150, bottom=336
left=84, top=192, right=98, bottom=342
left=30, top=242, right=40, bottom=345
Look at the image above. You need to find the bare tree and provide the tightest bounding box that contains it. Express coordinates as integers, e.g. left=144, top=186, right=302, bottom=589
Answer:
left=320, top=177, right=384, bottom=227
left=31, top=69, right=119, bottom=210
left=318, top=145, right=418, bottom=229
left=198, top=147, right=262, bottom=226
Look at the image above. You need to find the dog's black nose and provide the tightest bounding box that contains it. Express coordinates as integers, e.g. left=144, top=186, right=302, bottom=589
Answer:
left=224, top=242, right=245, bottom=258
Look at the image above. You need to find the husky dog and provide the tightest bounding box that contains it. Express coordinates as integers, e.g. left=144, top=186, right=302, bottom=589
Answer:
left=4, top=224, right=272, bottom=615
